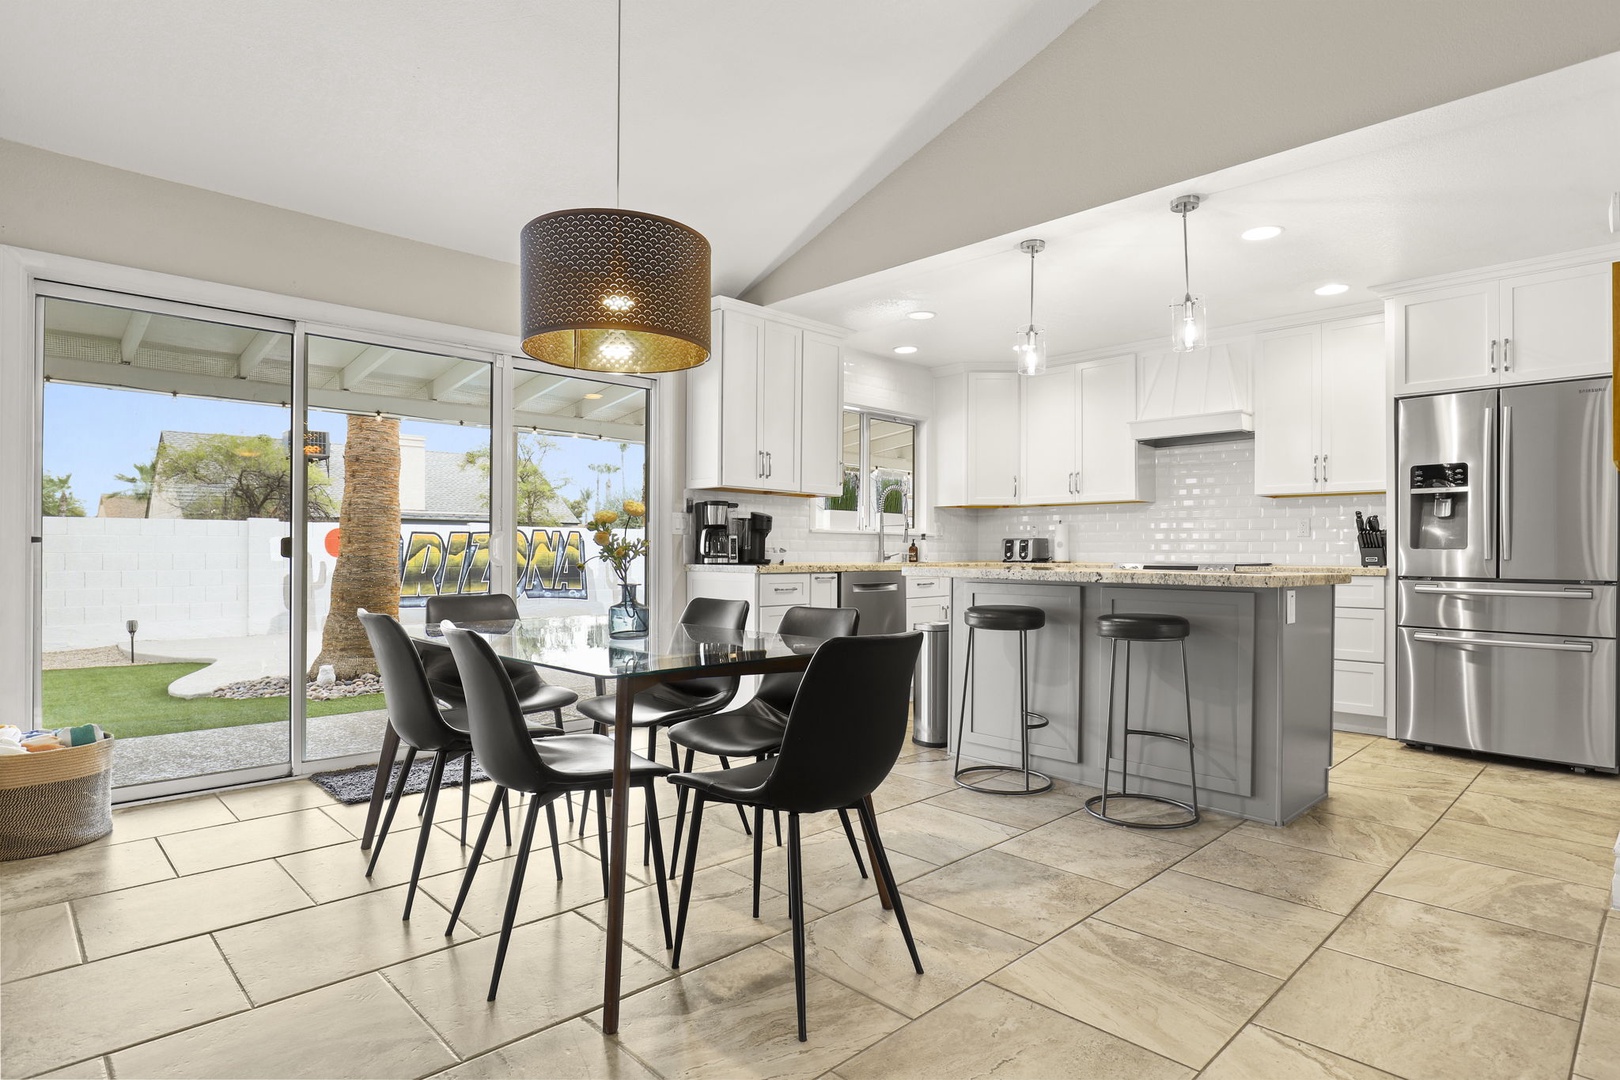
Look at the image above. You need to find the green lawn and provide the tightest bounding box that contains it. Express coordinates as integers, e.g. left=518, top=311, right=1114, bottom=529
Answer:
left=41, top=663, right=386, bottom=739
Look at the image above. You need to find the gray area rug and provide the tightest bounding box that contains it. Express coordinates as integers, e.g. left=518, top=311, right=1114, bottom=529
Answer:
left=311, top=755, right=488, bottom=804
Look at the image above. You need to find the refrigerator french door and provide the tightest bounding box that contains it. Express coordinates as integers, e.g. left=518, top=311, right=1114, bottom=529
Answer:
left=1396, top=377, right=1619, bottom=771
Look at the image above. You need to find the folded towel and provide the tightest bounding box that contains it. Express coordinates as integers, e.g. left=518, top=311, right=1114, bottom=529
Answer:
left=53, top=724, right=105, bottom=748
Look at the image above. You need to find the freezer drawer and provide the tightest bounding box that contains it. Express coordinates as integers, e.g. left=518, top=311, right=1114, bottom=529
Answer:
left=1399, top=580, right=1617, bottom=638
left=1396, top=626, right=1616, bottom=769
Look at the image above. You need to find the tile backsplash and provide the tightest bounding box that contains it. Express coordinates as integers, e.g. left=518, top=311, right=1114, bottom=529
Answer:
left=688, top=438, right=1384, bottom=567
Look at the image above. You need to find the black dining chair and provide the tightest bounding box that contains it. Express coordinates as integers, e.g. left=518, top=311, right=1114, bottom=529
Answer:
left=441, top=623, right=675, bottom=1002
left=665, top=605, right=865, bottom=904
left=357, top=611, right=566, bottom=921
left=424, top=592, right=579, bottom=729
left=668, top=631, right=925, bottom=1042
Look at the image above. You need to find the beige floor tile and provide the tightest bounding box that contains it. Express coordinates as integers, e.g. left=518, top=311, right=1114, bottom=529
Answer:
left=0, top=836, right=174, bottom=912
left=214, top=883, right=461, bottom=1004
left=889, top=756, right=957, bottom=787
left=922, top=782, right=1090, bottom=829
left=384, top=910, right=670, bottom=1059
left=1235, top=809, right=1423, bottom=866
left=1576, top=980, right=1620, bottom=1080
left=1346, top=742, right=1485, bottom=780
left=1328, top=892, right=1593, bottom=1019
left=989, top=919, right=1279, bottom=1068
left=108, top=972, right=456, bottom=1079
left=1468, top=763, right=1620, bottom=820
left=157, top=807, right=354, bottom=876
left=720, top=825, right=937, bottom=918
left=993, top=811, right=1189, bottom=890
left=427, top=1016, right=657, bottom=1080
left=872, top=802, right=1023, bottom=866
left=1126, top=806, right=1245, bottom=849
left=0, top=902, right=80, bottom=982
left=278, top=821, right=487, bottom=904
left=1597, top=917, right=1620, bottom=987
left=1417, top=819, right=1614, bottom=889
left=107, top=794, right=235, bottom=844
left=1259, top=949, right=1578, bottom=1080
left=34, top=1057, right=110, bottom=1079
left=905, top=848, right=1122, bottom=943
left=1447, top=789, right=1620, bottom=849
left=74, top=860, right=312, bottom=960
left=1328, top=758, right=1472, bottom=798
left=417, top=842, right=624, bottom=937
left=218, top=777, right=348, bottom=819
left=836, top=982, right=1192, bottom=1080
left=605, top=943, right=907, bottom=1080
left=1315, top=782, right=1455, bottom=832
left=1094, top=869, right=1340, bottom=979
left=1171, top=829, right=1385, bottom=914
left=1199, top=1026, right=1398, bottom=1080
left=0, top=937, right=246, bottom=1077
left=765, top=897, right=1030, bottom=1019
left=868, top=772, right=952, bottom=813
left=318, top=783, right=496, bottom=837
left=1376, top=850, right=1609, bottom=945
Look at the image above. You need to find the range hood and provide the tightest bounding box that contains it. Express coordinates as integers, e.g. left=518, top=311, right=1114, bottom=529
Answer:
left=1128, top=342, right=1254, bottom=447
left=1129, top=409, right=1253, bottom=447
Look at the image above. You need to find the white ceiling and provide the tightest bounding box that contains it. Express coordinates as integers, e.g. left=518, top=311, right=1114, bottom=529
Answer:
left=773, top=51, right=1620, bottom=367
left=0, top=0, right=1091, bottom=298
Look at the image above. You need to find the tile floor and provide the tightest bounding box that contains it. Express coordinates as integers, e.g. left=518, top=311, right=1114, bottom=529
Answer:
left=2, top=731, right=1618, bottom=1080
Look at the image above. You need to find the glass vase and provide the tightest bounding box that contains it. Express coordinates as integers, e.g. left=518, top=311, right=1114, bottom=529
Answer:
left=608, top=582, right=650, bottom=638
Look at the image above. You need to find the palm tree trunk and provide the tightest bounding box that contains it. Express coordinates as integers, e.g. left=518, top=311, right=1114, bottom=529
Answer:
left=311, top=415, right=401, bottom=679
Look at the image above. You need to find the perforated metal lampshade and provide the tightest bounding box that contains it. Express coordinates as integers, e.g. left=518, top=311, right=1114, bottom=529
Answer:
left=519, top=207, right=711, bottom=373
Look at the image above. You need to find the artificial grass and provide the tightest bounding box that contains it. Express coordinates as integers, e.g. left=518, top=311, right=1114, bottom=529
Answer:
left=41, top=663, right=386, bottom=739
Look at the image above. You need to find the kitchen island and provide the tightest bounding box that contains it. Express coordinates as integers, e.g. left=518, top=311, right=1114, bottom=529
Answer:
left=912, top=564, right=1352, bottom=825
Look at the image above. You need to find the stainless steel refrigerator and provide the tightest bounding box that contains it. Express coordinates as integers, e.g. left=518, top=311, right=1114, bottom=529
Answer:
left=1396, top=376, right=1618, bottom=771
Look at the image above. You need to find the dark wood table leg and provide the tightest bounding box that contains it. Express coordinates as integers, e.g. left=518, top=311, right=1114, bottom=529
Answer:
left=601, top=674, right=642, bottom=1035
left=360, top=722, right=401, bottom=851
left=860, top=794, right=893, bottom=911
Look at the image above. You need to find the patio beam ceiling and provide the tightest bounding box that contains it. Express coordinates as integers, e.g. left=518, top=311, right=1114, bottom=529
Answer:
left=235, top=331, right=281, bottom=380
left=338, top=345, right=395, bottom=390
left=118, top=312, right=150, bottom=365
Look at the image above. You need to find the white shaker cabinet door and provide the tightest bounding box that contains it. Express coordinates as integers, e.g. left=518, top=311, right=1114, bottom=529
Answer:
left=966, top=372, right=1021, bottom=505
left=1077, top=354, right=1145, bottom=502
left=798, top=332, right=843, bottom=497
left=1500, top=264, right=1613, bottom=384
left=718, top=311, right=765, bottom=488
left=1319, top=316, right=1386, bottom=493
left=1393, top=283, right=1499, bottom=394
left=1254, top=327, right=1321, bottom=496
left=757, top=321, right=801, bottom=491
left=1020, top=366, right=1077, bottom=504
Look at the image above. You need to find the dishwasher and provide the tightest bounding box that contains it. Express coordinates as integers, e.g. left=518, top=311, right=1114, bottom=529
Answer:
left=838, top=570, right=906, bottom=635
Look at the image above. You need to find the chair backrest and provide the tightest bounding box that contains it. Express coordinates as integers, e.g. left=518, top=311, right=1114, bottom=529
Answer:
left=357, top=610, right=464, bottom=752
left=756, top=605, right=860, bottom=715
left=425, top=592, right=520, bottom=626
left=442, top=624, right=553, bottom=791
left=757, top=631, right=923, bottom=813
left=672, top=597, right=750, bottom=697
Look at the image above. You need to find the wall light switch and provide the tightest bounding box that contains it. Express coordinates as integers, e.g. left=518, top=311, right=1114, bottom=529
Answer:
left=1295, top=518, right=1313, bottom=539
left=672, top=514, right=687, bottom=535
left=1286, top=589, right=1297, bottom=624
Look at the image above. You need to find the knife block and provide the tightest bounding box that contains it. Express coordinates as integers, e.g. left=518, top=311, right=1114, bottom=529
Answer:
left=1358, top=530, right=1387, bottom=567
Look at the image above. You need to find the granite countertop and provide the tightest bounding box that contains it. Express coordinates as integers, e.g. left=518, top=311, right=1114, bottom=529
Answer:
left=687, top=561, right=1378, bottom=587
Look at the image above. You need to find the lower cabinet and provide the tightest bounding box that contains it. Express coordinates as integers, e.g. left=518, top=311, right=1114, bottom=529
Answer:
left=1332, top=578, right=1388, bottom=734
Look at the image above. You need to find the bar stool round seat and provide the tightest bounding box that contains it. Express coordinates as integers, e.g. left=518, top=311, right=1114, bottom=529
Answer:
left=953, top=603, right=1052, bottom=796
left=1086, top=611, right=1200, bottom=830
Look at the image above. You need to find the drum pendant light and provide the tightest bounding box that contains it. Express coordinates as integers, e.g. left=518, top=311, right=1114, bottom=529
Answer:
left=520, top=1, right=711, bottom=373
left=1012, top=239, right=1048, bottom=376
left=1169, top=194, right=1206, bottom=352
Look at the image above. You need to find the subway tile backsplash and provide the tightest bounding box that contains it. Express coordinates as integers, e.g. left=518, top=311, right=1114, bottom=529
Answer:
left=689, top=439, right=1383, bottom=567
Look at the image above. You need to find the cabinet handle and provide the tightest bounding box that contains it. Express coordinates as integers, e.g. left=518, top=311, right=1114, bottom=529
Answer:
left=756, top=450, right=764, bottom=478
left=1502, top=337, right=1511, bottom=372
left=1489, top=339, right=1498, bottom=373
left=1313, top=454, right=1320, bottom=483
left=765, top=451, right=772, bottom=478
left=1322, top=453, right=1329, bottom=483
left=1013, top=475, right=1019, bottom=499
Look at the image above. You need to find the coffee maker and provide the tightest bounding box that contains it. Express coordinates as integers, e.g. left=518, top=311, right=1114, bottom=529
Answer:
left=738, top=512, right=773, bottom=564
left=691, top=500, right=737, bottom=564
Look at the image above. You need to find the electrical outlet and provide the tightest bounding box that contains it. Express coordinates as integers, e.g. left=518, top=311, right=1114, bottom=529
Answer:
left=672, top=513, right=687, bottom=535
left=1295, top=518, right=1313, bottom=539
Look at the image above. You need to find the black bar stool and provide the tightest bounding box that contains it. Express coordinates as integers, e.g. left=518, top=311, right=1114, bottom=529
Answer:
left=1085, top=613, right=1199, bottom=829
left=953, top=604, right=1051, bottom=796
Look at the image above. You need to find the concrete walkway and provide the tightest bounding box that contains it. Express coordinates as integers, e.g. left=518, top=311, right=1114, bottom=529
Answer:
left=129, top=633, right=323, bottom=698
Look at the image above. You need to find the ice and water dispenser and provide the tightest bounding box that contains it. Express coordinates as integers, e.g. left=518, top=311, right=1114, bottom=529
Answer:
left=1408, top=462, right=1470, bottom=551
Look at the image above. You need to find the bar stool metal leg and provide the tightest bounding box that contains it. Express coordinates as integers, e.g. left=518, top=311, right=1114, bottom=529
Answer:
left=1085, top=628, right=1199, bottom=829
left=954, top=622, right=1052, bottom=797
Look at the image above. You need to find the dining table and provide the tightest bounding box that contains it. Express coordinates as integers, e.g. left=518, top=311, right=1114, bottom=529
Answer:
left=372, top=613, right=890, bottom=1034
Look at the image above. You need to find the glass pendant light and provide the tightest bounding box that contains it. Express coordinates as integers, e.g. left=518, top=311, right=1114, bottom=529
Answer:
left=1013, top=238, right=1047, bottom=376
left=1169, top=194, right=1207, bottom=352
left=520, top=0, right=711, bottom=373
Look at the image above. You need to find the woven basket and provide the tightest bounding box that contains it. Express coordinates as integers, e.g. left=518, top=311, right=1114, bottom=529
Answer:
left=0, top=739, right=114, bottom=861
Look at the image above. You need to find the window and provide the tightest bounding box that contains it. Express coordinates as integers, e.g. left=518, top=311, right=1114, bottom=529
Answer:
left=816, top=408, right=916, bottom=532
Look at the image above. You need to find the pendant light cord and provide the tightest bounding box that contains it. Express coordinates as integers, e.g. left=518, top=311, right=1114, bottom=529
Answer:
left=1181, top=207, right=1191, bottom=301
left=1027, top=246, right=1036, bottom=328
left=615, top=0, right=622, bottom=209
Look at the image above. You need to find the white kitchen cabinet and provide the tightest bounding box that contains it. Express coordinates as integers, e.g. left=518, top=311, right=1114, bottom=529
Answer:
left=966, top=372, right=1021, bottom=505
left=808, top=572, right=838, bottom=608
left=1333, top=606, right=1385, bottom=663
left=1390, top=260, right=1612, bottom=394
left=905, top=573, right=950, bottom=628
left=1332, top=578, right=1388, bottom=734
left=686, top=298, right=844, bottom=496
left=1019, top=366, right=1076, bottom=503
left=1077, top=354, right=1153, bottom=503
left=1255, top=316, right=1384, bottom=496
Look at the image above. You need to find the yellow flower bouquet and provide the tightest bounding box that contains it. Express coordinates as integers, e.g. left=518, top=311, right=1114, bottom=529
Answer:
left=589, top=499, right=650, bottom=636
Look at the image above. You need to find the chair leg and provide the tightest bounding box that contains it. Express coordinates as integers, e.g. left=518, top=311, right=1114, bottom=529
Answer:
left=752, top=804, right=764, bottom=918
left=446, top=787, right=505, bottom=936
left=855, top=798, right=922, bottom=974
left=671, top=792, right=705, bottom=969
left=365, top=746, right=417, bottom=878
left=787, top=812, right=808, bottom=1043
left=671, top=747, right=696, bottom=863
left=546, top=799, right=563, bottom=882
left=460, top=750, right=473, bottom=847
left=837, top=808, right=868, bottom=879
left=644, top=728, right=655, bottom=866
left=577, top=788, right=591, bottom=837
left=488, top=796, right=543, bottom=1001
left=502, top=789, right=512, bottom=848
left=717, top=756, right=753, bottom=835
left=403, top=751, right=448, bottom=920
left=643, top=781, right=673, bottom=950
left=595, top=789, right=611, bottom=897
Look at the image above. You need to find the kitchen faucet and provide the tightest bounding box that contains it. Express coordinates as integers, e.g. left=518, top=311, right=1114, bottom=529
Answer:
left=872, top=470, right=912, bottom=562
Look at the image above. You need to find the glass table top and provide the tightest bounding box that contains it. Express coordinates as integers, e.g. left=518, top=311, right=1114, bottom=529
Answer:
left=410, top=615, right=826, bottom=680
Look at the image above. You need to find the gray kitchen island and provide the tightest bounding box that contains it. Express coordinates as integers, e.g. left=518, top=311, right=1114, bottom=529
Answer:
left=913, top=564, right=1350, bottom=826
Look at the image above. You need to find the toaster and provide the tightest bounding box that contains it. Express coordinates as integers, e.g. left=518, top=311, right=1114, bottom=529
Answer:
left=1002, top=537, right=1053, bottom=563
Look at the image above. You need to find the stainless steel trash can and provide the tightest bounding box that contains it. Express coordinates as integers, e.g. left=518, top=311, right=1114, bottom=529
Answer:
left=912, top=621, right=950, bottom=747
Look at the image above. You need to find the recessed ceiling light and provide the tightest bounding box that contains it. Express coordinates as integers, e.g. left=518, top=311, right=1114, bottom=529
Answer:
left=1241, top=226, right=1284, bottom=241
left=583, top=392, right=604, bottom=399
left=906, top=310, right=936, bottom=320
left=1314, top=283, right=1350, bottom=296
left=893, top=345, right=919, bottom=355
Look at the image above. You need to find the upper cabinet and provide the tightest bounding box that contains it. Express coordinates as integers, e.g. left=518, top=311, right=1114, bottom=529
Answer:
left=686, top=298, right=844, bottom=496
left=1255, top=315, right=1385, bottom=496
left=966, top=372, right=1021, bottom=504
left=1390, top=261, right=1613, bottom=395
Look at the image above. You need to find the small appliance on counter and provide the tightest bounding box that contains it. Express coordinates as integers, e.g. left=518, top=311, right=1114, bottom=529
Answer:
left=738, top=512, right=773, bottom=565
left=1003, top=537, right=1053, bottom=562
left=691, top=499, right=737, bottom=564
